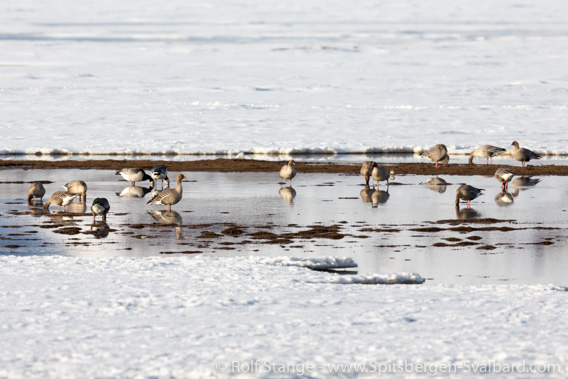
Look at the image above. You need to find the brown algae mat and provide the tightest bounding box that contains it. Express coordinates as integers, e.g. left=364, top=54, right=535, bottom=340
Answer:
left=2, top=158, right=568, bottom=176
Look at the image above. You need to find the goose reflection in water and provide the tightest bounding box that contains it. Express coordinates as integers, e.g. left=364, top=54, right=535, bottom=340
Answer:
left=148, top=210, right=184, bottom=240
left=371, top=188, right=389, bottom=208
left=360, top=185, right=373, bottom=203
left=278, top=186, right=296, bottom=204
left=116, top=185, right=155, bottom=198
left=420, top=177, right=449, bottom=194
left=455, top=206, right=481, bottom=220
left=67, top=201, right=86, bottom=214
left=494, top=191, right=514, bottom=206
left=510, top=176, right=541, bottom=198
left=91, top=221, right=110, bottom=239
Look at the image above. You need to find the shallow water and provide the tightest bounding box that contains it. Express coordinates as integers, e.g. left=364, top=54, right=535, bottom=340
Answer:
left=1, top=168, right=567, bottom=285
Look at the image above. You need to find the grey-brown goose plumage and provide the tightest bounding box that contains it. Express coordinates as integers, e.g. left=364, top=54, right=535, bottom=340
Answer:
left=360, top=161, right=374, bottom=185
left=511, top=141, right=541, bottom=167
left=468, top=145, right=506, bottom=165
left=91, top=197, right=110, bottom=222
left=151, top=165, right=169, bottom=189
left=62, top=180, right=87, bottom=201
left=370, top=163, right=390, bottom=188
left=147, top=173, right=186, bottom=210
left=27, top=182, right=46, bottom=204
left=116, top=168, right=155, bottom=186
left=455, top=184, right=484, bottom=208
left=420, top=144, right=449, bottom=167
left=494, top=168, right=514, bottom=191
left=43, top=191, right=77, bottom=211
left=279, top=160, right=296, bottom=185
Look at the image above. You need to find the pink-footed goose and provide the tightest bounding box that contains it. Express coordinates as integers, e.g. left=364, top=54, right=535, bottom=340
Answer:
left=370, top=163, right=391, bottom=188
left=151, top=165, right=169, bottom=189
left=43, top=191, right=77, bottom=212
left=147, top=173, right=186, bottom=211
left=468, top=145, right=506, bottom=165
left=511, top=141, right=541, bottom=167
left=62, top=180, right=87, bottom=201
left=494, top=168, right=514, bottom=191
left=91, top=197, right=110, bottom=222
left=279, top=160, right=296, bottom=186
left=455, top=184, right=484, bottom=208
left=116, top=168, right=155, bottom=186
left=420, top=144, right=449, bottom=167
left=27, top=182, right=46, bottom=204
left=360, top=161, right=374, bottom=185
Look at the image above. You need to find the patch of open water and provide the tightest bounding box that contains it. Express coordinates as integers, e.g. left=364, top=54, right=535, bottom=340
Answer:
left=1, top=168, right=566, bottom=285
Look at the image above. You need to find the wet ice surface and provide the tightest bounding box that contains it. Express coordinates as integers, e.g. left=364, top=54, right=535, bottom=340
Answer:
left=1, top=168, right=567, bottom=285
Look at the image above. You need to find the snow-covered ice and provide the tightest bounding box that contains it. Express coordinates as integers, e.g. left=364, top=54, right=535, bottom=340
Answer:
left=0, top=255, right=567, bottom=377
left=1, top=0, right=568, bottom=157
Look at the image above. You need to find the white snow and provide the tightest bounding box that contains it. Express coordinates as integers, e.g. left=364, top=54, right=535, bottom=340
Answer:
left=0, top=255, right=567, bottom=377
left=264, top=256, right=358, bottom=270
left=1, top=0, right=568, bottom=157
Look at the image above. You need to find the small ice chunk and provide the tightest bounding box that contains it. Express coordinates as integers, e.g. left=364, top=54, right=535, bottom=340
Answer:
left=264, top=256, right=358, bottom=270
left=332, top=272, right=425, bottom=285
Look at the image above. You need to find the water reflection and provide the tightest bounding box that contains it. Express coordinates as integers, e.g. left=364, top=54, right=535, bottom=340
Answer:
left=420, top=177, right=449, bottom=193
left=371, top=188, right=389, bottom=208
left=494, top=191, right=514, bottom=206
left=511, top=176, right=541, bottom=188
left=510, top=176, right=541, bottom=198
left=116, top=185, right=155, bottom=198
left=68, top=201, right=86, bottom=214
left=148, top=210, right=183, bottom=240
left=455, top=206, right=481, bottom=220
left=46, top=213, right=78, bottom=227
left=360, top=185, right=373, bottom=203
left=91, top=221, right=110, bottom=239
left=278, top=186, right=296, bottom=204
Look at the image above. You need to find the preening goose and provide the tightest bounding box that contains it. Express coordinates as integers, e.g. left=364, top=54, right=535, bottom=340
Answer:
left=494, top=168, right=514, bottom=191
left=91, top=197, right=110, bottom=222
left=62, top=180, right=87, bottom=201
left=116, top=168, right=154, bottom=186
left=420, top=144, right=449, bottom=167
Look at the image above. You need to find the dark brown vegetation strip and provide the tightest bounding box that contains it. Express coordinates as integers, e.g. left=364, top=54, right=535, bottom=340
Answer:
left=3, top=158, right=568, bottom=176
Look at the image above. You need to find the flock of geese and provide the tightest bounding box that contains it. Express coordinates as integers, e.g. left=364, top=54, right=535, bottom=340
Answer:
left=27, top=165, right=187, bottom=222
left=416, top=140, right=540, bottom=208
left=26, top=141, right=541, bottom=219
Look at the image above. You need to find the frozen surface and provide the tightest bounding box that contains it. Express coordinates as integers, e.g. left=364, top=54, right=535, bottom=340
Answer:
left=0, top=255, right=567, bottom=377
left=1, top=0, right=568, bottom=157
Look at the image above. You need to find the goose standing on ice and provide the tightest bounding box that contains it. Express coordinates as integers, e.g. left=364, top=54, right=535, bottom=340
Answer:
left=511, top=141, right=541, bottom=167
left=279, top=160, right=296, bottom=186
left=62, top=180, right=87, bottom=201
left=91, top=197, right=110, bottom=222
left=455, top=184, right=484, bottom=208
left=116, top=168, right=155, bottom=186
left=147, top=173, right=186, bottom=211
left=468, top=145, right=506, bottom=165
left=494, top=168, right=514, bottom=192
left=151, top=165, right=169, bottom=189
left=27, top=182, right=46, bottom=204
left=44, top=191, right=77, bottom=212
left=360, top=161, right=374, bottom=185
left=420, top=144, right=449, bottom=167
